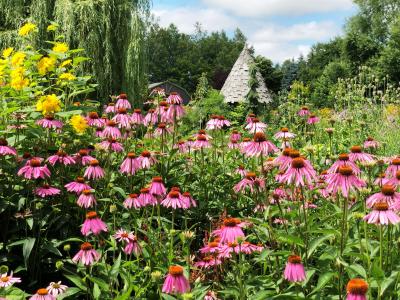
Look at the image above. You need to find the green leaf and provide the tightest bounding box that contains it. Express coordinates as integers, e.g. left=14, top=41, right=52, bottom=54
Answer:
left=88, top=276, right=109, bottom=291
left=371, top=261, right=385, bottom=284
left=307, top=234, right=334, bottom=258
left=114, top=287, right=133, bottom=300
left=347, top=264, right=367, bottom=279
left=310, top=272, right=335, bottom=295
left=57, top=287, right=82, bottom=299
left=22, top=238, right=35, bottom=268
left=161, top=294, right=177, bottom=300
left=93, top=283, right=101, bottom=300
left=380, top=271, right=398, bottom=296
left=64, top=274, right=87, bottom=291
left=277, top=234, right=304, bottom=247
left=110, top=253, right=121, bottom=277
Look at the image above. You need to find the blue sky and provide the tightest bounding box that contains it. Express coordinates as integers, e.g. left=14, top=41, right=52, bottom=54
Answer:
left=152, top=0, right=357, bottom=63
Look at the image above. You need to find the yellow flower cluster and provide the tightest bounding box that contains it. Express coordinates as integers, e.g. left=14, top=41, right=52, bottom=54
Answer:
left=37, top=57, right=56, bottom=75
left=59, top=72, right=76, bottom=81
left=70, top=115, right=88, bottom=134
left=10, top=67, right=29, bottom=90
left=318, top=108, right=332, bottom=119
left=47, top=24, right=58, bottom=32
left=53, top=43, right=69, bottom=53
left=36, top=94, right=61, bottom=115
left=11, top=52, right=26, bottom=67
left=18, top=23, right=36, bottom=36
left=2, top=47, right=13, bottom=58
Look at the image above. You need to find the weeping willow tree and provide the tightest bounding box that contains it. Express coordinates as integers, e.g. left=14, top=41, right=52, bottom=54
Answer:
left=0, top=0, right=150, bottom=104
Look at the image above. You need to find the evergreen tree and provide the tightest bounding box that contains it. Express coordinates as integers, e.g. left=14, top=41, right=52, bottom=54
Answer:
left=246, top=63, right=260, bottom=114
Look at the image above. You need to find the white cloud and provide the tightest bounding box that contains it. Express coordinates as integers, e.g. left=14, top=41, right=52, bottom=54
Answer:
left=153, top=7, right=237, bottom=34
left=202, top=0, right=354, bottom=17
left=152, top=5, right=345, bottom=62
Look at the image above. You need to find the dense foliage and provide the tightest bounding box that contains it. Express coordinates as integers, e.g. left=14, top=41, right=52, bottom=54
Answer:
left=2, top=22, right=400, bottom=300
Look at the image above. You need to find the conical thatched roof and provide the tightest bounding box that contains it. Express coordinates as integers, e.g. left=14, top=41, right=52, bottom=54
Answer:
left=221, top=46, right=272, bottom=104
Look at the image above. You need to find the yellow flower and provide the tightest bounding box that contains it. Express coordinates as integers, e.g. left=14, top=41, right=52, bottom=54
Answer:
left=10, top=67, right=29, bottom=90
left=59, top=72, right=76, bottom=81
left=53, top=43, right=69, bottom=53
left=37, top=57, right=56, bottom=75
left=2, top=47, right=14, bottom=58
left=60, top=59, right=72, bottom=68
left=18, top=23, right=36, bottom=36
left=11, top=52, right=26, bottom=67
left=47, top=24, right=58, bottom=31
left=70, top=115, right=88, bottom=134
left=36, top=94, right=61, bottom=115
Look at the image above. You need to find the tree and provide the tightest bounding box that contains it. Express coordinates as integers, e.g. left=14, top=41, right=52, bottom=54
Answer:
left=246, top=63, right=260, bottom=114
left=254, top=56, right=283, bottom=94
left=0, top=0, right=150, bottom=103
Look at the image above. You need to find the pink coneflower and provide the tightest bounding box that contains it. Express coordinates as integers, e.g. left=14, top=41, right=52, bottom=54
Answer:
left=0, top=271, right=21, bottom=287
left=235, top=165, right=247, bottom=177
left=47, top=150, right=76, bottom=166
left=349, top=146, right=375, bottom=163
left=29, top=288, right=55, bottom=300
left=112, top=108, right=131, bottom=129
left=218, top=242, right=260, bottom=258
left=105, top=102, right=116, bottom=114
left=193, top=129, right=212, bottom=140
left=131, top=109, right=144, bottom=125
left=35, top=184, right=60, bottom=198
left=162, top=265, right=190, bottom=294
left=124, top=193, right=139, bottom=209
left=84, top=160, right=105, bottom=180
left=174, top=140, right=188, bottom=153
left=150, top=176, right=167, bottom=197
left=204, top=291, right=218, bottom=300
left=242, top=132, right=278, bottom=157
left=192, top=134, right=211, bottom=149
left=246, top=113, right=256, bottom=123
left=0, top=138, right=17, bottom=156
left=65, top=177, right=91, bottom=194
left=46, top=281, right=68, bottom=297
left=328, top=154, right=361, bottom=175
left=151, top=87, right=166, bottom=97
left=366, top=184, right=400, bottom=208
left=307, top=114, right=319, bottom=124
left=73, top=149, right=95, bottom=166
left=346, top=278, right=368, bottom=300
left=194, top=256, right=222, bottom=268
left=230, top=130, right=241, bottom=142
left=77, top=189, right=97, bottom=208
left=274, top=127, right=296, bottom=139
left=388, top=171, right=400, bottom=187
left=233, top=172, right=265, bottom=193
left=18, top=158, right=51, bottom=179
left=103, top=120, right=121, bottom=139
left=144, top=109, right=157, bottom=126
left=199, top=241, right=221, bottom=254
left=161, top=190, right=185, bottom=209
left=98, top=138, right=124, bottom=152
left=245, top=118, right=267, bottom=133
left=115, top=93, right=131, bottom=110
left=124, top=237, right=142, bottom=256
left=81, top=211, right=108, bottom=236
left=284, top=255, right=306, bottom=282
left=274, top=148, right=293, bottom=171
left=167, top=92, right=183, bottom=105
left=138, top=150, right=157, bottom=169
left=167, top=103, right=185, bottom=120
left=326, top=166, right=366, bottom=197
left=278, top=157, right=317, bottom=187
left=72, top=242, right=100, bottom=266
left=228, top=140, right=240, bottom=149
left=212, top=218, right=245, bottom=244
left=364, top=137, right=379, bottom=150
left=159, top=102, right=173, bottom=123
left=206, top=115, right=219, bottom=130
left=216, top=115, right=231, bottom=129
left=363, top=202, right=400, bottom=225
left=386, top=158, right=400, bottom=178
left=86, top=112, right=105, bottom=127
left=374, top=173, right=390, bottom=186
left=181, top=192, right=196, bottom=208
left=120, top=152, right=140, bottom=175
left=298, top=106, right=310, bottom=117
left=138, top=188, right=157, bottom=207
left=114, top=229, right=134, bottom=243
left=36, top=115, right=63, bottom=130
left=154, top=123, right=172, bottom=137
